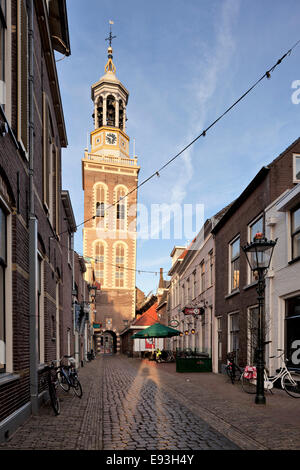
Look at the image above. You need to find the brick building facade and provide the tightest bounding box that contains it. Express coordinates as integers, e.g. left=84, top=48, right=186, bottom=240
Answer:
left=212, top=138, right=300, bottom=372
left=0, top=0, right=89, bottom=443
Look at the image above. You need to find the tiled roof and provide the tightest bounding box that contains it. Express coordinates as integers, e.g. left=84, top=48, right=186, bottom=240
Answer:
left=133, top=302, right=158, bottom=326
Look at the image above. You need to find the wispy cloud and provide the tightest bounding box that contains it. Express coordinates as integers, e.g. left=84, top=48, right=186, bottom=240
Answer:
left=156, top=0, right=240, bottom=222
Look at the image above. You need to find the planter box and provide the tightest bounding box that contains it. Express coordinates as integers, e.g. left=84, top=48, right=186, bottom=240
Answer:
left=176, top=357, right=212, bottom=373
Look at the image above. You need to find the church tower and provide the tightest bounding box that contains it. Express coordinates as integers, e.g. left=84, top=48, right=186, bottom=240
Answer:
left=82, top=29, right=140, bottom=354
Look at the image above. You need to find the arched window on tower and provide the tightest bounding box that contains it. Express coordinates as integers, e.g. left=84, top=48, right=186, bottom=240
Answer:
left=95, top=184, right=107, bottom=228
left=106, top=95, right=115, bottom=127
left=115, top=186, right=126, bottom=230
left=97, top=97, right=103, bottom=128
left=119, top=100, right=124, bottom=130
left=95, top=242, right=105, bottom=286
left=115, top=243, right=125, bottom=288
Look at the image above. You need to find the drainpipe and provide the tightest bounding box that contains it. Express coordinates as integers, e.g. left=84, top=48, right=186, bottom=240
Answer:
left=28, top=0, right=39, bottom=415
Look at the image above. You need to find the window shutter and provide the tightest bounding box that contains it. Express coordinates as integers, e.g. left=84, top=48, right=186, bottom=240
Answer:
left=17, top=0, right=28, bottom=153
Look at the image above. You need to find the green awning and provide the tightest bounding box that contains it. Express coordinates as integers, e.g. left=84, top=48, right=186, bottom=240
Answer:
left=131, top=323, right=180, bottom=339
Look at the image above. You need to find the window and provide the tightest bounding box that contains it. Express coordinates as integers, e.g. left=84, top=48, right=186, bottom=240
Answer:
left=229, top=313, right=239, bottom=362
left=291, top=206, right=300, bottom=260
left=200, top=261, right=205, bottom=293
left=249, top=215, right=264, bottom=243
left=186, top=278, right=190, bottom=303
left=67, top=232, right=72, bottom=265
left=115, top=244, right=125, bottom=287
left=193, top=271, right=196, bottom=299
left=217, top=317, right=222, bottom=372
left=230, top=237, right=240, bottom=292
left=95, top=242, right=105, bottom=285
left=248, top=307, right=258, bottom=365
left=209, top=250, right=213, bottom=287
left=17, top=0, right=28, bottom=152
left=249, top=216, right=263, bottom=282
left=0, top=0, right=6, bottom=109
left=95, top=184, right=106, bottom=219
left=294, top=155, right=300, bottom=182
left=115, top=187, right=126, bottom=230
left=43, top=93, right=59, bottom=231
left=0, top=204, right=6, bottom=372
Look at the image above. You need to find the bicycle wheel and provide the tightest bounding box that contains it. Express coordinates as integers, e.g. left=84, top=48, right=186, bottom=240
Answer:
left=282, top=373, right=300, bottom=398
left=225, top=365, right=234, bottom=383
left=241, top=372, right=256, bottom=394
left=48, top=379, right=60, bottom=415
left=73, top=378, right=83, bottom=398
left=57, top=369, right=70, bottom=392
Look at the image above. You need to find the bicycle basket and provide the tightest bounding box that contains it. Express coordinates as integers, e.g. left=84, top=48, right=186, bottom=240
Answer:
left=244, top=366, right=257, bottom=379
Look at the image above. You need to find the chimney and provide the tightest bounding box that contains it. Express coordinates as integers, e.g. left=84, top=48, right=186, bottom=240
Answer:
left=159, top=268, right=164, bottom=289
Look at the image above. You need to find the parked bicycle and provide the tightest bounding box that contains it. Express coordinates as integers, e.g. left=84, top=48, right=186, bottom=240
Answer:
left=87, top=350, right=95, bottom=361
left=241, top=350, right=300, bottom=398
left=225, top=351, right=242, bottom=384
left=155, top=350, right=175, bottom=363
left=56, top=356, right=83, bottom=398
left=43, top=362, right=60, bottom=415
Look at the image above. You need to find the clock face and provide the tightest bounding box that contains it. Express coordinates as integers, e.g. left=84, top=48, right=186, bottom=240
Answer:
left=106, top=132, right=117, bottom=145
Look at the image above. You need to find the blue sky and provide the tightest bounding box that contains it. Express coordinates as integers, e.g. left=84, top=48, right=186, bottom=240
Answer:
left=57, top=0, right=300, bottom=295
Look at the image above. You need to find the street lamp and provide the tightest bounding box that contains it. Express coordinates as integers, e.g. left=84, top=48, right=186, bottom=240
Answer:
left=242, top=232, right=277, bottom=405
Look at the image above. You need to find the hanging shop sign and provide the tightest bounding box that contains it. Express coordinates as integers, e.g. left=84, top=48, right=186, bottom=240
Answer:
left=183, top=307, right=205, bottom=316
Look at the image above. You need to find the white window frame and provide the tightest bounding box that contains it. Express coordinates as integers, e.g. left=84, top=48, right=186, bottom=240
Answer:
left=293, top=154, right=300, bottom=183
left=247, top=214, right=264, bottom=284
left=228, top=235, right=240, bottom=293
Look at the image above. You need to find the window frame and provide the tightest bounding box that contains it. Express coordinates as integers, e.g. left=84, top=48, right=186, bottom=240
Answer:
left=293, top=154, right=300, bottom=183
left=228, top=311, right=240, bottom=362
left=229, top=235, right=240, bottom=293
left=114, top=243, right=126, bottom=288
left=291, top=204, right=300, bottom=261
left=200, top=260, right=205, bottom=294
left=247, top=214, right=264, bottom=283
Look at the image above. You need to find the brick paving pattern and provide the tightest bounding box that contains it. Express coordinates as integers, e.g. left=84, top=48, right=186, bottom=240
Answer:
left=1, top=355, right=300, bottom=450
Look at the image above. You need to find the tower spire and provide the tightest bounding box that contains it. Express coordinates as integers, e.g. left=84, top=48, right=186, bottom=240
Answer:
left=104, top=20, right=116, bottom=74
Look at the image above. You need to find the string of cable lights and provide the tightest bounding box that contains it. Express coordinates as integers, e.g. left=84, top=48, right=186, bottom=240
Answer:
left=52, top=37, right=300, bottom=240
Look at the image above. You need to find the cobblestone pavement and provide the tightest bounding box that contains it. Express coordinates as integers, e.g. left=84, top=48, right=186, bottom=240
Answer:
left=102, top=358, right=238, bottom=450
left=1, top=355, right=300, bottom=450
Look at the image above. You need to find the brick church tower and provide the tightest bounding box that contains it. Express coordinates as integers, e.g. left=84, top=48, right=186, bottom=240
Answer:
left=82, top=33, right=140, bottom=354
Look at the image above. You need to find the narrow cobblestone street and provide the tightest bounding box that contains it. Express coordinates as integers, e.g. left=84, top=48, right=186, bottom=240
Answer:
left=1, top=355, right=300, bottom=451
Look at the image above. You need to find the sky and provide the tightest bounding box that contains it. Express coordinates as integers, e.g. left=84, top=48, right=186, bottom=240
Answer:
left=57, top=0, right=300, bottom=295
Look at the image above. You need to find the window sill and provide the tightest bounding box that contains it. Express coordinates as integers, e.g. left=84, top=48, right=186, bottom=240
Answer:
left=289, top=256, right=300, bottom=265
left=225, top=289, right=240, bottom=300
left=0, top=373, right=20, bottom=386
left=243, top=281, right=258, bottom=291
